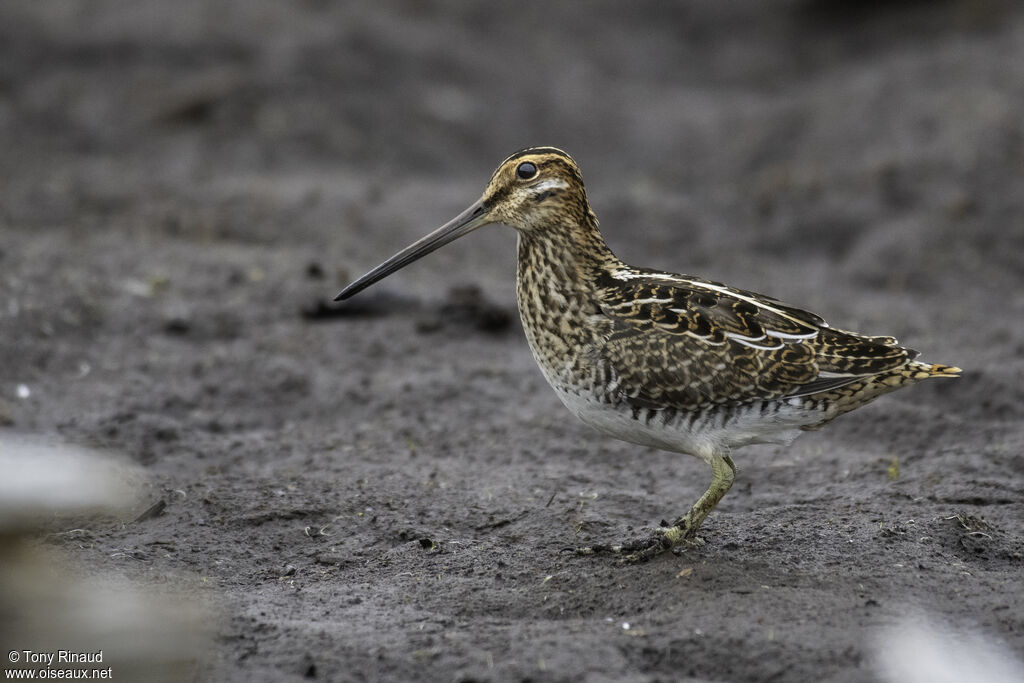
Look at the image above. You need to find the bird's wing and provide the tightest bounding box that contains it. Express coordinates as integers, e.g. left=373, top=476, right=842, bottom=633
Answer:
left=589, top=270, right=914, bottom=411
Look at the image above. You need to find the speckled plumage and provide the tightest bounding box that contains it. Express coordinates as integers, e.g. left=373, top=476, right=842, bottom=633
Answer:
left=336, top=146, right=960, bottom=562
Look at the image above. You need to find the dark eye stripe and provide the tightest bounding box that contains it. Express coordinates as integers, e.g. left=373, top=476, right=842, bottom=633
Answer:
left=516, top=162, right=537, bottom=180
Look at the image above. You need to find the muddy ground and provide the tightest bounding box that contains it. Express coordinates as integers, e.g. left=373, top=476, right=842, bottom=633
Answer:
left=2, top=1, right=1023, bottom=681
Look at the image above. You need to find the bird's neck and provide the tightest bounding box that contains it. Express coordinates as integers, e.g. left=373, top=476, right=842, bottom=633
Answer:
left=514, top=211, right=619, bottom=390
left=515, top=212, right=619, bottom=314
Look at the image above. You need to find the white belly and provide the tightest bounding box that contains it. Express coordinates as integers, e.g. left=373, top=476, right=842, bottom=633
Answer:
left=552, top=386, right=807, bottom=463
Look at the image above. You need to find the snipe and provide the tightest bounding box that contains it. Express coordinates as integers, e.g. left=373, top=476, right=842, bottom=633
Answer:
left=336, top=147, right=959, bottom=562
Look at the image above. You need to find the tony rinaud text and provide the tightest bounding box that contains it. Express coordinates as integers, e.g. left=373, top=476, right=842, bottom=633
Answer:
left=17, top=652, right=103, bottom=666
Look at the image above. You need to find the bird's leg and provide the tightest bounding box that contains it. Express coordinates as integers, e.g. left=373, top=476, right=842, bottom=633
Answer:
left=666, top=453, right=736, bottom=540
left=577, top=452, right=736, bottom=563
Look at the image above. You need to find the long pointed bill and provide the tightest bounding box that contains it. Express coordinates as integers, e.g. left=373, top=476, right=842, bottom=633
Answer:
left=334, top=199, right=491, bottom=301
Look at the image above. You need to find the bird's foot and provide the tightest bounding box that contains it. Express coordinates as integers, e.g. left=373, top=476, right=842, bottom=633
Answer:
left=573, top=520, right=704, bottom=564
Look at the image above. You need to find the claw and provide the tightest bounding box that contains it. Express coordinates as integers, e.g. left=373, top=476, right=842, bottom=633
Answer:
left=572, top=522, right=706, bottom=563
left=572, top=543, right=624, bottom=556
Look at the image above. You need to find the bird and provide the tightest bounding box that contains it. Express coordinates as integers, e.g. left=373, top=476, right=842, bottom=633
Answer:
left=335, top=146, right=960, bottom=562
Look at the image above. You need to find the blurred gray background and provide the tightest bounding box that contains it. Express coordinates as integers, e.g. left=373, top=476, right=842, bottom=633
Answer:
left=2, top=2, right=1022, bottom=682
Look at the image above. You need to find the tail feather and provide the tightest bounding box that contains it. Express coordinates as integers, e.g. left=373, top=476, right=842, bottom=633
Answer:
left=800, top=358, right=960, bottom=430
left=921, top=362, right=961, bottom=378
left=877, top=360, right=960, bottom=386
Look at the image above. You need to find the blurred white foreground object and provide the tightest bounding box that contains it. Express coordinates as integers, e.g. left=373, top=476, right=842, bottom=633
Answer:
left=0, top=432, right=211, bottom=682
left=874, top=613, right=1024, bottom=683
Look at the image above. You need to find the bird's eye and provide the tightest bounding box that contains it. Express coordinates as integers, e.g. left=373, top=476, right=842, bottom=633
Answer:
left=516, top=162, right=537, bottom=180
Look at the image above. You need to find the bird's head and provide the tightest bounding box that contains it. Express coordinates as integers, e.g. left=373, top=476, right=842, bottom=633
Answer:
left=335, top=147, right=593, bottom=301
